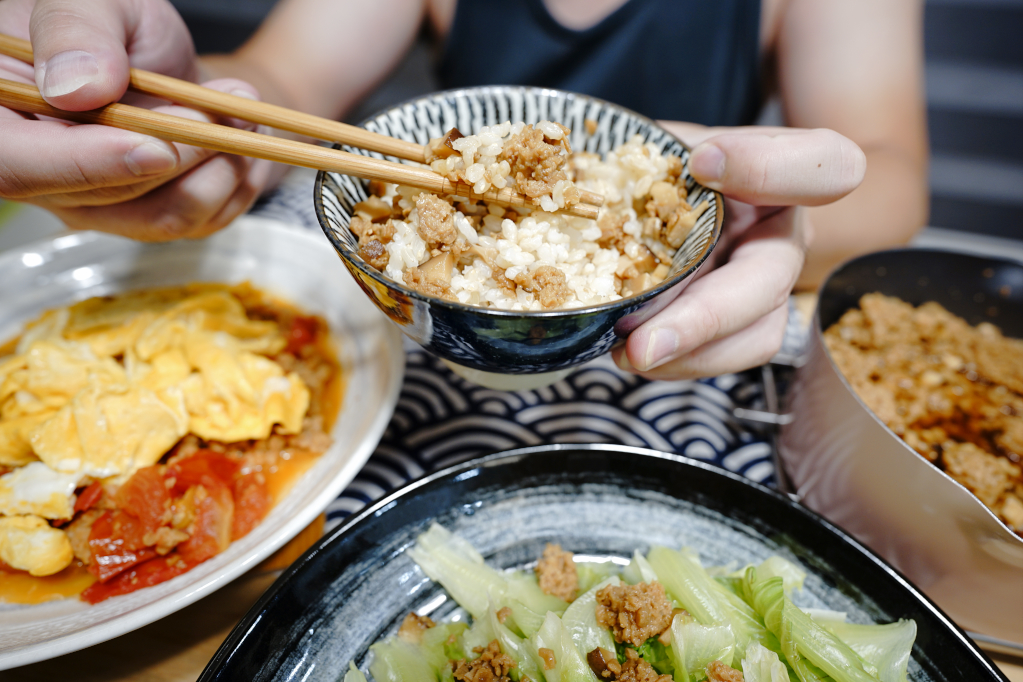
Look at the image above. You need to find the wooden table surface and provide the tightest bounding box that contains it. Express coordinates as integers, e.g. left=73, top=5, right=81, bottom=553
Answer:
left=6, top=512, right=1023, bottom=681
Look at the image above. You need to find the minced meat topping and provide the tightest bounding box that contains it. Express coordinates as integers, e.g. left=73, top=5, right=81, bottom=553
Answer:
left=594, top=581, right=674, bottom=647
left=587, top=647, right=673, bottom=682
left=397, top=612, right=435, bottom=644
left=452, top=640, right=516, bottom=682
left=706, top=660, right=745, bottom=682
left=535, top=543, right=578, bottom=601
left=825, top=293, right=1023, bottom=533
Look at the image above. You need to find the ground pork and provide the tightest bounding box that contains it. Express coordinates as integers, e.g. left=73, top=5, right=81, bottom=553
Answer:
left=586, top=647, right=672, bottom=682
left=943, top=441, right=1020, bottom=508
left=350, top=215, right=396, bottom=244
left=520, top=266, right=571, bottom=310
left=595, top=581, right=674, bottom=646
left=452, top=640, right=516, bottom=682
left=706, top=660, right=745, bottom=682
left=500, top=124, right=571, bottom=200
left=416, top=193, right=458, bottom=246
left=825, top=293, right=1023, bottom=534
left=596, top=213, right=629, bottom=251
left=535, top=543, right=578, bottom=601
left=397, top=612, right=435, bottom=644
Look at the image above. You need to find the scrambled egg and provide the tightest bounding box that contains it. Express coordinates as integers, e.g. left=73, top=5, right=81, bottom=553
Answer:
left=0, top=514, right=74, bottom=576
left=0, top=285, right=312, bottom=576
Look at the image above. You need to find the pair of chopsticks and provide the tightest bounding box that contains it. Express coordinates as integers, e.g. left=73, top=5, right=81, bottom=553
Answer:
left=0, top=34, right=602, bottom=219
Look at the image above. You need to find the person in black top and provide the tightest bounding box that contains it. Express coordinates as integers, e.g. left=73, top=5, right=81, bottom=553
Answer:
left=0, top=0, right=927, bottom=381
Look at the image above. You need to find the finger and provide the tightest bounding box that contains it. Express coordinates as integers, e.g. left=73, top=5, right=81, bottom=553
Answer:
left=620, top=207, right=806, bottom=372
left=0, top=118, right=183, bottom=198
left=657, top=120, right=709, bottom=148
left=0, top=0, right=40, bottom=85
left=614, top=304, right=789, bottom=380
left=688, top=128, right=866, bottom=206
left=52, top=153, right=265, bottom=241
left=185, top=156, right=274, bottom=239
left=35, top=90, right=261, bottom=207
left=28, top=0, right=143, bottom=109
left=658, top=120, right=819, bottom=149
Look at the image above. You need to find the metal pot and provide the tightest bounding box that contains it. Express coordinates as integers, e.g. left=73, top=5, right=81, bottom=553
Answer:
left=778, top=248, right=1023, bottom=644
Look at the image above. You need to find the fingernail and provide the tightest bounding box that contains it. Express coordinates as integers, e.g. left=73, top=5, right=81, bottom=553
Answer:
left=642, top=327, right=680, bottom=370
left=615, top=350, right=633, bottom=373
left=690, top=144, right=725, bottom=184
left=125, top=141, right=177, bottom=176
left=38, top=50, right=101, bottom=98
left=229, top=88, right=257, bottom=100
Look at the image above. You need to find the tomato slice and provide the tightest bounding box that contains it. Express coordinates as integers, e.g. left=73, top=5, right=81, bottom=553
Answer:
left=285, top=314, right=319, bottom=354
left=114, top=466, right=169, bottom=537
left=81, top=555, right=193, bottom=604
left=231, top=472, right=271, bottom=540
left=73, top=481, right=104, bottom=514
left=87, top=511, right=158, bottom=582
left=167, top=451, right=239, bottom=496
left=176, top=484, right=234, bottom=565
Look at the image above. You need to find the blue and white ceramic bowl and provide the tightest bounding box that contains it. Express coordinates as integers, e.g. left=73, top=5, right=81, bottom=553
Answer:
left=314, top=87, right=723, bottom=380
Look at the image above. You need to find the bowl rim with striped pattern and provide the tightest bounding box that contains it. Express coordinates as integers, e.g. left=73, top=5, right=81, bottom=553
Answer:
left=314, top=85, right=725, bottom=318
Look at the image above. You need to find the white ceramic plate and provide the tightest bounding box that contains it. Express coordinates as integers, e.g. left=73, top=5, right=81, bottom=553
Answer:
left=0, top=217, right=405, bottom=670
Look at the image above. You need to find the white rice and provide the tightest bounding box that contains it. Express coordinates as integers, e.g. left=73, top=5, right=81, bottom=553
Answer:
left=366, top=130, right=698, bottom=311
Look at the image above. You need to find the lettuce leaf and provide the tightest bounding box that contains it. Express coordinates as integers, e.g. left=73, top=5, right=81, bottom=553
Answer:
left=345, top=662, right=369, bottom=682
left=826, top=621, right=916, bottom=682
left=407, top=524, right=508, bottom=621
left=562, top=576, right=617, bottom=656
left=741, top=642, right=790, bottom=682
left=369, top=639, right=437, bottom=682
left=647, top=546, right=771, bottom=659
left=532, top=611, right=596, bottom=682
left=667, top=613, right=736, bottom=681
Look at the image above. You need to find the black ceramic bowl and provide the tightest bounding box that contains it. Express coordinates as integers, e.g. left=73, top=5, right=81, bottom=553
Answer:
left=314, top=86, right=723, bottom=377
left=200, top=445, right=1006, bottom=682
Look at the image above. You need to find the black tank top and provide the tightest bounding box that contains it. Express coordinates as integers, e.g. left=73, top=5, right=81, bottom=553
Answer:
left=438, top=0, right=763, bottom=125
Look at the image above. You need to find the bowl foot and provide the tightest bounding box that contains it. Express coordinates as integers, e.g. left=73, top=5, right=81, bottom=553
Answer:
left=441, top=359, right=574, bottom=390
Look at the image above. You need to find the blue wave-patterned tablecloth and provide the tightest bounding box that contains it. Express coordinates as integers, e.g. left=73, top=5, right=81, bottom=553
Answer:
left=323, top=340, right=774, bottom=530
left=251, top=172, right=786, bottom=532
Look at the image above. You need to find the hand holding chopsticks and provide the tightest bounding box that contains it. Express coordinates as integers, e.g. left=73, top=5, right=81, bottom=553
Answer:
left=0, top=33, right=602, bottom=219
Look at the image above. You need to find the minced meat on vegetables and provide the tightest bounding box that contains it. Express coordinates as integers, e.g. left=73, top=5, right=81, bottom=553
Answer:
left=344, top=524, right=917, bottom=682
left=535, top=542, right=578, bottom=602
left=595, top=581, right=674, bottom=647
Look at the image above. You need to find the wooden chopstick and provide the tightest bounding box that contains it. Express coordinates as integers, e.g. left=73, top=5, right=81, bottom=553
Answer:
left=0, top=78, right=599, bottom=219
left=0, top=33, right=426, bottom=164
left=0, top=33, right=605, bottom=209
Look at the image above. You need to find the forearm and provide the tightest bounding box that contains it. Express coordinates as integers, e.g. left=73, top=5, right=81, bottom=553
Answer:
left=799, top=144, right=929, bottom=289
left=205, top=0, right=424, bottom=121
left=198, top=53, right=301, bottom=112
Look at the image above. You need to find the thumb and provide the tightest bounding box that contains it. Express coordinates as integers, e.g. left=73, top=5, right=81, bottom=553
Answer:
left=29, top=0, right=136, bottom=110
left=688, top=128, right=866, bottom=207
